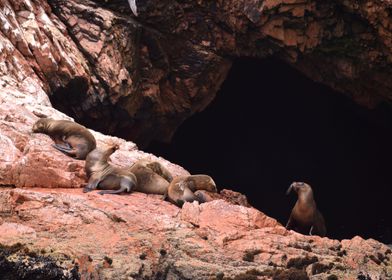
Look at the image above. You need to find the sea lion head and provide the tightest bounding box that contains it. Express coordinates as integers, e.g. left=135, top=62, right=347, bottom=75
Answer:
left=189, top=175, right=217, bottom=193
left=286, top=182, right=313, bottom=196
left=32, top=118, right=52, bottom=133
left=88, top=144, right=119, bottom=163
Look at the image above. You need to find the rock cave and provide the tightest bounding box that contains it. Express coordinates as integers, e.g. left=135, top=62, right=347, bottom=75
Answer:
left=2, top=0, right=392, bottom=278
left=148, top=57, right=392, bottom=244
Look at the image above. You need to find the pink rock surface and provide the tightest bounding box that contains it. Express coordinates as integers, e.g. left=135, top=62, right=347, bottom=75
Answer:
left=0, top=188, right=391, bottom=279
left=0, top=0, right=391, bottom=278
left=0, top=85, right=188, bottom=189
left=2, top=0, right=392, bottom=147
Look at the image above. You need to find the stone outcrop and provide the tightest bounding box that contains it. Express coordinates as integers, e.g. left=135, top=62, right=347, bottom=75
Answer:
left=1, top=188, right=391, bottom=279
left=0, top=86, right=188, bottom=189
left=0, top=79, right=391, bottom=280
left=1, top=0, right=392, bottom=279
left=2, top=0, right=392, bottom=146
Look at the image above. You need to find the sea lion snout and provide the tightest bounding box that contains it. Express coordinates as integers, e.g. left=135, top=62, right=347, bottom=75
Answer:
left=286, top=182, right=296, bottom=195
left=209, top=178, right=217, bottom=192
left=32, top=118, right=47, bottom=132
left=286, top=182, right=306, bottom=195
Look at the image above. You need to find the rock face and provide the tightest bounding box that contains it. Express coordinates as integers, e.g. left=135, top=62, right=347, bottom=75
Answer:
left=0, top=87, right=391, bottom=279
left=1, top=0, right=392, bottom=279
left=1, top=188, right=391, bottom=280
left=0, top=86, right=188, bottom=189
left=2, top=0, right=392, bottom=146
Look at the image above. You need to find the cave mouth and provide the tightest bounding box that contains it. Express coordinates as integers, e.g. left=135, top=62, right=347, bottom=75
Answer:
left=49, top=76, right=89, bottom=119
left=147, top=57, right=392, bottom=244
left=49, top=77, right=133, bottom=138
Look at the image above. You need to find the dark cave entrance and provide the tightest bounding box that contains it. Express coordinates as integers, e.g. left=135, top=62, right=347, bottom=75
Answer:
left=147, top=57, right=392, bottom=244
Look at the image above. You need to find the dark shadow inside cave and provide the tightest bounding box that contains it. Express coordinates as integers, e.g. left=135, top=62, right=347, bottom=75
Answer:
left=147, top=57, right=392, bottom=244
left=49, top=77, right=89, bottom=119
left=49, top=77, right=133, bottom=138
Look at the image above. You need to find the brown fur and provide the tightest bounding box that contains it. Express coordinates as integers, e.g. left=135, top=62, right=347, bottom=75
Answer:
left=84, top=145, right=137, bottom=195
left=286, top=182, right=327, bottom=237
left=167, top=175, right=218, bottom=207
left=129, top=159, right=172, bottom=195
left=32, top=118, right=96, bottom=160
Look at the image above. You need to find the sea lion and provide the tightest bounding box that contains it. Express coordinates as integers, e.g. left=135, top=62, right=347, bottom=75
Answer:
left=133, top=159, right=173, bottom=183
left=286, top=182, right=327, bottom=237
left=167, top=175, right=218, bottom=207
left=32, top=118, right=96, bottom=160
left=129, top=159, right=172, bottom=195
left=84, top=144, right=137, bottom=195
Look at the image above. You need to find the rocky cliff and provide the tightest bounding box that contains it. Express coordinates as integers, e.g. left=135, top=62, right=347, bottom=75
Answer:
left=1, top=0, right=392, bottom=279
left=2, top=0, right=392, bottom=146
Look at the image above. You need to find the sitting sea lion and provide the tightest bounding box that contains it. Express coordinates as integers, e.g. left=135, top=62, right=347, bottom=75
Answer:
left=167, top=175, right=218, bottom=207
left=286, top=182, right=327, bottom=237
left=84, top=145, right=137, bottom=195
left=129, top=159, right=172, bottom=195
left=32, top=118, right=96, bottom=160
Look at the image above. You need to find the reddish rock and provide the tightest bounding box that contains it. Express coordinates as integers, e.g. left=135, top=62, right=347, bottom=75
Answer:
left=0, top=188, right=390, bottom=279
left=2, top=0, right=392, bottom=146
left=195, top=189, right=251, bottom=207
left=220, top=189, right=251, bottom=207
left=1, top=0, right=392, bottom=279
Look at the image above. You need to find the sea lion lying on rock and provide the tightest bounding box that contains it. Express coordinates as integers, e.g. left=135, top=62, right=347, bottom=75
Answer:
left=129, top=159, right=172, bottom=195
left=167, top=175, right=218, bottom=207
left=32, top=118, right=96, bottom=160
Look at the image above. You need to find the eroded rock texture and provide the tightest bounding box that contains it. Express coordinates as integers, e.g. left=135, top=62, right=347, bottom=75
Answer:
left=1, top=0, right=392, bottom=279
left=2, top=0, right=392, bottom=146
left=0, top=188, right=391, bottom=280
left=0, top=90, right=391, bottom=279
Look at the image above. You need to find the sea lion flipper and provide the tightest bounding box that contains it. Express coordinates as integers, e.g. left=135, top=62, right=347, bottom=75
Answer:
left=285, top=215, right=296, bottom=230
left=120, top=177, right=136, bottom=193
left=52, top=143, right=72, bottom=151
left=52, top=143, right=77, bottom=157
left=98, top=185, right=129, bottom=195
left=98, top=177, right=135, bottom=195
left=146, top=162, right=173, bottom=182
left=84, top=178, right=101, bottom=193
left=98, top=189, right=125, bottom=195
left=311, top=211, right=327, bottom=237
left=162, top=191, right=168, bottom=201
left=309, top=225, right=314, bottom=236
